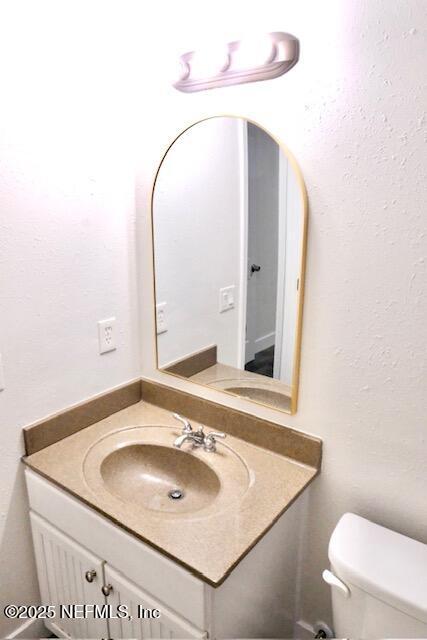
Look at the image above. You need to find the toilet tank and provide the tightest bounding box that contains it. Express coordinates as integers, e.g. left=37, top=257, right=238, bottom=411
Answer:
left=325, top=513, right=427, bottom=639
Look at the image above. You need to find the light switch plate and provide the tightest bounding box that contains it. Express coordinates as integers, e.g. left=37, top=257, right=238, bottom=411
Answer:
left=219, top=285, right=236, bottom=313
left=98, top=318, right=116, bottom=354
left=0, top=354, right=5, bottom=391
left=156, top=302, right=168, bottom=334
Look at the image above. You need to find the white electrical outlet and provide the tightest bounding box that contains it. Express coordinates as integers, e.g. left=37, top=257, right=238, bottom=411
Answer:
left=0, top=354, right=5, bottom=391
left=98, top=317, right=116, bottom=354
left=156, top=302, right=168, bottom=334
left=219, top=285, right=236, bottom=313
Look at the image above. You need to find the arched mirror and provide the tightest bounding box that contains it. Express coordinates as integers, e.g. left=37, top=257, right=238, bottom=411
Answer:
left=151, top=116, right=307, bottom=414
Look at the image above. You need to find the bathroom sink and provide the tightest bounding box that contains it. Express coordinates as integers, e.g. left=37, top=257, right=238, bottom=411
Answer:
left=190, top=365, right=291, bottom=411
left=100, top=444, right=220, bottom=513
left=83, top=425, right=250, bottom=518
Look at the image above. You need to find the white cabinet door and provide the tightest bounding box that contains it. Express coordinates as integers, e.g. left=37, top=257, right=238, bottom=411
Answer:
left=30, top=512, right=108, bottom=639
left=105, top=565, right=207, bottom=640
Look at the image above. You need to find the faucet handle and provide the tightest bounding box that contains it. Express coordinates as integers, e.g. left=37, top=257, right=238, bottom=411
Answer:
left=204, top=430, right=226, bottom=452
left=207, top=431, right=226, bottom=439
left=172, top=413, right=193, bottom=433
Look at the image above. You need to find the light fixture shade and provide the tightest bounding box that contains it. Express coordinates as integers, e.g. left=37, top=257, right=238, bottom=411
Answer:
left=173, top=32, right=299, bottom=93
left=231, top=35, right=277, bottom=70
left=189, top=45, right=230, bottom=79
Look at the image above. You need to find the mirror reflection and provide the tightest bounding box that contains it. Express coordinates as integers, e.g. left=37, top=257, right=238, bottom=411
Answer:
left=152, top=117, right=307, bottom=414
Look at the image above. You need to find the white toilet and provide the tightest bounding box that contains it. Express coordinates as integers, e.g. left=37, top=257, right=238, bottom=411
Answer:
left=323, top=513, right=427, bottom=639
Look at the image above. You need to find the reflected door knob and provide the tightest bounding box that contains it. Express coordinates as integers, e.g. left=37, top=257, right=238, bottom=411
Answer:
left=251, top=264, right=261, bottom=273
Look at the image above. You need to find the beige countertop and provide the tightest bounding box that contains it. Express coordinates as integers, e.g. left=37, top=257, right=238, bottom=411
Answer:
left=24, top=399, right=318, bottom=586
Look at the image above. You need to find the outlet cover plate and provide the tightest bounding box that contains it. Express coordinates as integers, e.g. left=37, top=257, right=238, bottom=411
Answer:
left=156, top=302, right=168, bottom=335
left=98, top=318, right=116, bottom=354
left=0, top=354, right=5, bottom=391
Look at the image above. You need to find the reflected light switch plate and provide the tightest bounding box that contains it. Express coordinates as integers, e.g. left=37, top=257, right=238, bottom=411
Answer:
left=219, top=285, right=235, bottom=313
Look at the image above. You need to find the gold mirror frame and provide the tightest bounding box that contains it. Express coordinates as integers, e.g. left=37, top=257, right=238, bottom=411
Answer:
left=150, top=115, right=308, bottom=415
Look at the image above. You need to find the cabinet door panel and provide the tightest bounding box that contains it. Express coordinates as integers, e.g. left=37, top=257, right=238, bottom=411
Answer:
left=30, top=512, right=108, bottom=639
left=105, top=565, right=207, bottom=640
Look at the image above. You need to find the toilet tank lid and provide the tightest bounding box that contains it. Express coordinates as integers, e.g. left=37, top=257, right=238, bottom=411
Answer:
left=329, top=513, right=427, bottom=624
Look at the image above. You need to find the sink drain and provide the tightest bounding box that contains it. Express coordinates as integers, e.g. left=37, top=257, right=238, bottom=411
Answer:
left=168, top=489, right=184, bottom=500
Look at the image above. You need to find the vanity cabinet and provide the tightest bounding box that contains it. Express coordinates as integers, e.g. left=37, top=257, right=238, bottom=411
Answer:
left=30, top=512, right=206, bottom=640
left=26, top=468, right=306, bottom=639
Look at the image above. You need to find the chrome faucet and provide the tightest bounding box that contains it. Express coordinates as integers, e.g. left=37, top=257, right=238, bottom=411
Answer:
left=172, top=413, right=226, bottom=452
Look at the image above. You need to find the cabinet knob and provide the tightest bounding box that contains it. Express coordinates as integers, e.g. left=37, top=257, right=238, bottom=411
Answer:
left=101, top=584, right=113, bottom=596
left=85, top=570, right=97, bottom=583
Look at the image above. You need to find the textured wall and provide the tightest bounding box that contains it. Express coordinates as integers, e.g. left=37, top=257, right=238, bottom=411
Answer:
left=136, top=0, right=427, bottom=628
left=0, top=4, right=141, bottom=636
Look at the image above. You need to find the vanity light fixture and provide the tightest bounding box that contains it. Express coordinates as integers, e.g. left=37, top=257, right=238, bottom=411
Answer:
left=173, top=32, right=299, bottom=92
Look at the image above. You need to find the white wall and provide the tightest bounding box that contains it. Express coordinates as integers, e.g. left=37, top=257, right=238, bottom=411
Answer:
left=153, top=118, right=243, bottom=368
left=136, top=0, right=427, bottom=630
left=0, top=1, right=426, bottom=637
left=0, top=4, right=141, bottom=636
